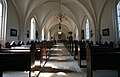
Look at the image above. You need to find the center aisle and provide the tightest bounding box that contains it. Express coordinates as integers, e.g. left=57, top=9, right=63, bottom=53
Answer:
left=39, top=43, right=86, bottom=77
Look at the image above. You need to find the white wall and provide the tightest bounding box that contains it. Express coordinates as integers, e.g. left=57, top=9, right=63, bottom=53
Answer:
left=6, top=0, right=19, bottom=44
left=100, top=0, right=114, bottom=43
left=5, top=0, right=118, bottom=45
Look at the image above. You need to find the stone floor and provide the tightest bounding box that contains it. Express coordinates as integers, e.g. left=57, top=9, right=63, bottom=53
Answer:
left=2, top=43, right=118, bottom=77
left=38, top=43, right=86, bottom=77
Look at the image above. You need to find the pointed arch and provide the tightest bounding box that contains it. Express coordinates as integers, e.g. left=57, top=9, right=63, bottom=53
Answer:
left=81, top=16, right=90, bottom=40
left=85, top=17, right=90, bottom=39
left=0, top=0, right=7, bottom=44
left=30, top=17, right=36, bottom=40
left=116, top=1, right=120, bottom=38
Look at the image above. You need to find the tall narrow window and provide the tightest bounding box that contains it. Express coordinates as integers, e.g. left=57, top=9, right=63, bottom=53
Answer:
left=0, top=1, right=3, bottom=38
left=0, top=0, right=7, bottom=42
left=0, top=2, right=2, bottom=27
left=30, top=17, right=36, bottom=40
left=85, top=18, right=90, bottom=39
left=42, top=28, right=44, bottom=40
left=75, top=28, right=79, bottom=40
left=117, top=1, right=120, bottom=38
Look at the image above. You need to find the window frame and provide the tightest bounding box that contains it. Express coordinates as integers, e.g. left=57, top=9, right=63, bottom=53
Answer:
left=116, top=1, right=120, bottom=38
left=0, top=0, right=7, bottom=45
left=85, top=18, right=90, bottom=40
left=0, top=0, right=3, bottom=39
left=30, top=17, right=36, bottom=40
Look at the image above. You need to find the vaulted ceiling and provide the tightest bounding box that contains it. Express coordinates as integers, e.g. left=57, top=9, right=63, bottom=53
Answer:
left=11, top=0, right=108, bottom=39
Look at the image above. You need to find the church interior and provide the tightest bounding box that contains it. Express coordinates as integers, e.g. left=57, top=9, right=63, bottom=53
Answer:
left=0, top=0, right=120, bottom=77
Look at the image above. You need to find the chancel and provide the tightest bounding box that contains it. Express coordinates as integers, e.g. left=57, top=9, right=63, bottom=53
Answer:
left=0, top=0, right=120, bottom=77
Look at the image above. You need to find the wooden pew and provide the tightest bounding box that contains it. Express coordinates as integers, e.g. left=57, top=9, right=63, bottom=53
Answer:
left=73, top=40, right=78, bottom=60
left=35, top=41, right=51, bottom=66
left=0, top=43, right=36, bottom=77
left=86, top=43, right=120, bottom=77
left=63, top=40, right=71, bottom=52
left=78, top=42, right=86, bottom=68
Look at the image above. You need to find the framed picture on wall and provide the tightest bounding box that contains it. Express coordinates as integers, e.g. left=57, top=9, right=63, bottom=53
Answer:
left=102, top=28, right=109, bottom=36
left=10, top=29, right=17, bottom=36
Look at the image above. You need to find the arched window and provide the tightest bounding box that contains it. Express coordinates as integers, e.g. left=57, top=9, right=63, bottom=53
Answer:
left=30, top=17, right=36, bottom=40
left=0, top=2, right=3, bottom=28
left=0, top=0, right=7, bottom=44
left=85, top=18, right=90, bottom=39
left=117, top=1, right=120, bottom=38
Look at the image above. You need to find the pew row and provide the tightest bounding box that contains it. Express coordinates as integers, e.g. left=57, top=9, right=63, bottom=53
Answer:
left=86, top=43, right=120, bottom=77
left=73, top=40, right=78, bottom=60
left=78, top=43, right=86, bottom=68
left=0, top=43, right=36, bottom=77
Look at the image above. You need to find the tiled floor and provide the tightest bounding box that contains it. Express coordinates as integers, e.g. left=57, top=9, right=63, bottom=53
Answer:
left=3, top=71, right=29, bottom=77
left=93, top=70, right=117, bottom=77
left=2, top=43, right=118, bottom=77
left=39, top=43, right=86, bottom=77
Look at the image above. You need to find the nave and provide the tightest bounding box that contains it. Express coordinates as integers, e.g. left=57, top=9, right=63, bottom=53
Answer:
left=39, top=43, right=86, bottom=77
left=2, top=43, right=118, bottom=77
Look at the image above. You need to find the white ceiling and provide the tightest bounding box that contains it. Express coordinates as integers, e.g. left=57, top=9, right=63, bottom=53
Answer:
left=11, top=0, right=108, bottom=36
